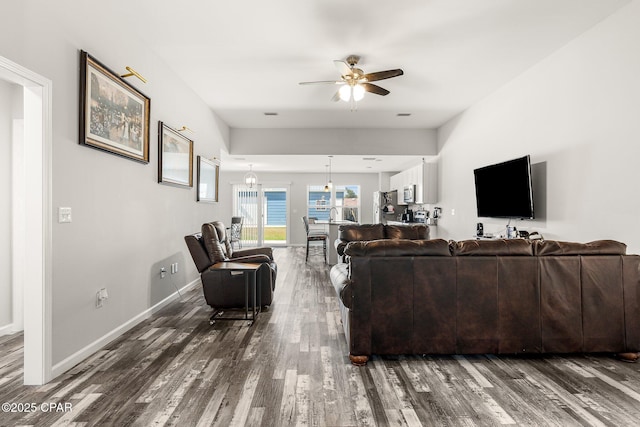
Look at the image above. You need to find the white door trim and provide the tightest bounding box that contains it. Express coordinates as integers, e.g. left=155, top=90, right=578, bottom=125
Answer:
left=0, top=55, right=53, bottom=385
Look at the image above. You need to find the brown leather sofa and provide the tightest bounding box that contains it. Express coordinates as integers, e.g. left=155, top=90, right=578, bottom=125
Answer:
left=330, top=238, right=640, bottom=365
left=335, top=223, right=430, bottom=262
left=185, top=221, right=277, bottom=310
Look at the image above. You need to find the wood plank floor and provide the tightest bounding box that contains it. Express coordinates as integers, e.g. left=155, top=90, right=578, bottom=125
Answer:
left=2, top=247, right=640, bottom=426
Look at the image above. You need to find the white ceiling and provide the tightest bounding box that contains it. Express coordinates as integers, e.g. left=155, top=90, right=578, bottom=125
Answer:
left=109, top=0, right=629, bottom=172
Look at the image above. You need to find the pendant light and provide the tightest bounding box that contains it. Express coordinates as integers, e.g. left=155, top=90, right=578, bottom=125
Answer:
left=323, top=164, right=330, bottom=192
left=325, top=156, right=333, bottom=190
left=244, top=164, right=257, bottom=188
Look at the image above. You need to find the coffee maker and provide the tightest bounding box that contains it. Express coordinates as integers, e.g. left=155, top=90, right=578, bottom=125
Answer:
left=401, top=208, right=414, bottom=223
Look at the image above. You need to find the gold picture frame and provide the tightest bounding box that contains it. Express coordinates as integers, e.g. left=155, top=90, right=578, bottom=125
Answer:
left=79, top=50, right=150, bottom=163
left=197, top=156, right=220, bottom=202
left=158, top=121, right=194, bottom=187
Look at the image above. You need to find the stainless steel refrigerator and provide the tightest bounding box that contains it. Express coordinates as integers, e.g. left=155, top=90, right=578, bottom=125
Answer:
left=373, top=190, right=400, bottom=224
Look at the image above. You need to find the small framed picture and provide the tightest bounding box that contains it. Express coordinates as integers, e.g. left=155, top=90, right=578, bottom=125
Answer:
left=158, top=121, right=193, bottom=187
left=197, top=156, right=220, bottom=202
left=79, top=50, right=150, bottom=163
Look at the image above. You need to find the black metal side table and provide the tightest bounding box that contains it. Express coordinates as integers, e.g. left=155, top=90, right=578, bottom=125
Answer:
left=208, top=262, right=261, bottom=326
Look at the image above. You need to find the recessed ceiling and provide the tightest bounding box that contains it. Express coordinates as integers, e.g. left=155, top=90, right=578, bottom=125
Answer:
left=109, top=0, right=629, bottom=129
left=102, top=0, right=629, bottom=172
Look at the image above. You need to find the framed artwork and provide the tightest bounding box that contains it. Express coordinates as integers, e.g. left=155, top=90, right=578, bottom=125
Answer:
left=196, top=156, right=220, bottom=202
left=79, top=50, right=150, bottom=163
left=158, top=121, right=193, bottom=187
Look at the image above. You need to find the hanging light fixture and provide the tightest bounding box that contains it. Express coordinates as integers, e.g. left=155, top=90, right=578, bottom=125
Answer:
left=326, top=156, right=333, bottom=190
left=323, top=164, right=330, bottom=192
left=244, top=164, right=257, bottom=188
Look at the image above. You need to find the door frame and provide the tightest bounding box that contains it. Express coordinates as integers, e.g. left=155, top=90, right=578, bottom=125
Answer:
left=1, top=55, right=53, bottom=385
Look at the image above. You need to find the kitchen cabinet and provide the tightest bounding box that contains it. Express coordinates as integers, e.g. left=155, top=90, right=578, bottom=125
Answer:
left=390, top=160, right=438, bottom=204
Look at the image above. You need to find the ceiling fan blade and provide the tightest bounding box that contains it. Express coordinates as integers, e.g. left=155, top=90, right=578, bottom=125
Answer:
left=362, top=83, right=390, bottom=96
left=299, top=80, right=344, bottom=85
left=331, top=90, right=341, bottom=102
left=363, top=69, right=404, bottom=82
left=334, top=60, right=352, bottom=77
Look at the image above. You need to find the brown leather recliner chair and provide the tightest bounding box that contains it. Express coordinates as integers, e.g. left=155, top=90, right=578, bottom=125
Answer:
left=185, top=221, right=277, bottom=312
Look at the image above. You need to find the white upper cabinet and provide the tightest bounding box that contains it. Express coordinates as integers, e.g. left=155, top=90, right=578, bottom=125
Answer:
left=390, top=160, right=438, bottom=204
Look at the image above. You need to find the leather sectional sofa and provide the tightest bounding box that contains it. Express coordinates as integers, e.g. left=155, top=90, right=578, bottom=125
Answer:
left=330, top=237, right=640, bottom=365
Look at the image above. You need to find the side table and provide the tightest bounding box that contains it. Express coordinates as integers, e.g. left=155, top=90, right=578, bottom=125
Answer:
left=208, top=262, right=262, bottom=326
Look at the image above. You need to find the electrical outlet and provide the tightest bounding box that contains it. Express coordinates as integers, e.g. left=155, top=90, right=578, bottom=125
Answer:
left=160, top=267, right=166, bottom=279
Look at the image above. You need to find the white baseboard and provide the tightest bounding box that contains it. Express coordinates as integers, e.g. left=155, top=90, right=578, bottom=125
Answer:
left=0, top=323, right=18, bottom=337
left=51, top=278, right=200, bottom=379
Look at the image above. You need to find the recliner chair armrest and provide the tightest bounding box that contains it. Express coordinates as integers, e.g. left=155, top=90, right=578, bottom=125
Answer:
left=229, top=254, right=272, bottom=264
left=232, top=247, right=274, bottom=260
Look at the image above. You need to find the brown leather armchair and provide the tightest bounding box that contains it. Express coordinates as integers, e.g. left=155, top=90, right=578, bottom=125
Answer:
left=185, top=221, right=277, bottom=312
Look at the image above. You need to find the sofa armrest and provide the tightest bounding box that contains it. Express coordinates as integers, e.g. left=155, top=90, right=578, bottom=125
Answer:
left=229, top=254, right=272, bottom=264
left=232, top=247, right=274, bottom=260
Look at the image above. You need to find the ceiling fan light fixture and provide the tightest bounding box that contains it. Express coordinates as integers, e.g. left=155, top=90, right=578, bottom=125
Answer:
left=338, top=84, right=365, bottom=102
left=338, top=84, right=352, bottom=102
left=353, top=84, right=365, bottom=101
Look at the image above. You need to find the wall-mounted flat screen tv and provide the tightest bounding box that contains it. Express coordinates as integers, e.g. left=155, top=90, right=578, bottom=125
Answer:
left=474, top=155, right=534, bottom=219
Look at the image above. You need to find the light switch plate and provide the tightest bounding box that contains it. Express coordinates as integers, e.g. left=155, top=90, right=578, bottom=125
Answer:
left=58, top=207, right=72, bottom=223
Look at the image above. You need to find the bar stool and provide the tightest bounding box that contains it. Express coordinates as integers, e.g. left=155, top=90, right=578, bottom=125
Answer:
left=302, top=216, right=328, bottom=262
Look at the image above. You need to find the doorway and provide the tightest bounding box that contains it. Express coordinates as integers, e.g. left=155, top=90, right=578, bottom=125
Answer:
left=0, top=55, right=52, bottom=385
left=232, top=184, right=289, bottom=247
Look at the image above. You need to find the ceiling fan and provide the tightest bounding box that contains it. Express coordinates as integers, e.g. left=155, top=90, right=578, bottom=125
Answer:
left=299, top=55, right=404, bottom=103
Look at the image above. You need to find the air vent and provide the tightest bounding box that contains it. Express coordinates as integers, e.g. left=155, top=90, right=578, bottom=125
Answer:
left=263, top=112, right=278, bottom=116
left=397, top=113, right=411, bottom=117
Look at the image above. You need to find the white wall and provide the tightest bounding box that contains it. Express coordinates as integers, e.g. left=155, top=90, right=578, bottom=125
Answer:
left=436, top=0, right=640, bottom=253
left=218, top=171, right=380, bottom=245
left=1, top=3, right=228, bottom=366
left=0, top=80, right=13, bottom=329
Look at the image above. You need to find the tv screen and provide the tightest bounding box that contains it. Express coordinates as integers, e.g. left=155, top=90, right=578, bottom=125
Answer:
left=474, top=155, right=534, bottom=219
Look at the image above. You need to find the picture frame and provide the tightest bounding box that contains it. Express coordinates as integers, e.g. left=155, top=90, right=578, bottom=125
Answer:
left=196, top=156, right=220, bottom=202
left=158, top=121, right=194, bottom=187
left=79, top=50, right=150, bottom=163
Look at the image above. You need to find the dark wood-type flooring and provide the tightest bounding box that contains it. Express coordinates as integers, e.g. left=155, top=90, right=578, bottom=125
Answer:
left=2, top=247, right=640, bottom=426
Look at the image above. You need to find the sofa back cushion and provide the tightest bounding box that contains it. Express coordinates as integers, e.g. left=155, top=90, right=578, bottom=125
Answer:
left=345, top=238, right=452, bottom=257
left=384, top=224, right=430, bottom=240
left=534, top=240, right=626, bottom=256
left=339, top=223, right=385, bottom=242
left=201, top=222, right=230, bottom=263
left=184, top=233, right=212, bottom=273
left=453, top=239, right=534, bottom=256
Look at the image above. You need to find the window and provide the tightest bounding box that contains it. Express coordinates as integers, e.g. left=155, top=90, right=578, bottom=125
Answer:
left=307, top=185, right=330, bottom=221
left=336, top=185, right=360, bottom=222
left=307, top=184, right=360, bottom=222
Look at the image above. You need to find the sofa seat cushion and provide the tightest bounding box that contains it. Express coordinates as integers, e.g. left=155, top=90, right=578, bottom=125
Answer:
left=534, top=240, right=626, bottom=256
left=384, top=224, right=430, bottom=240
left=345, top=238, right=452, bottom=257
left=454, top=239, right=534, bottom=256
left=330, top=263, right=352, bottom=309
